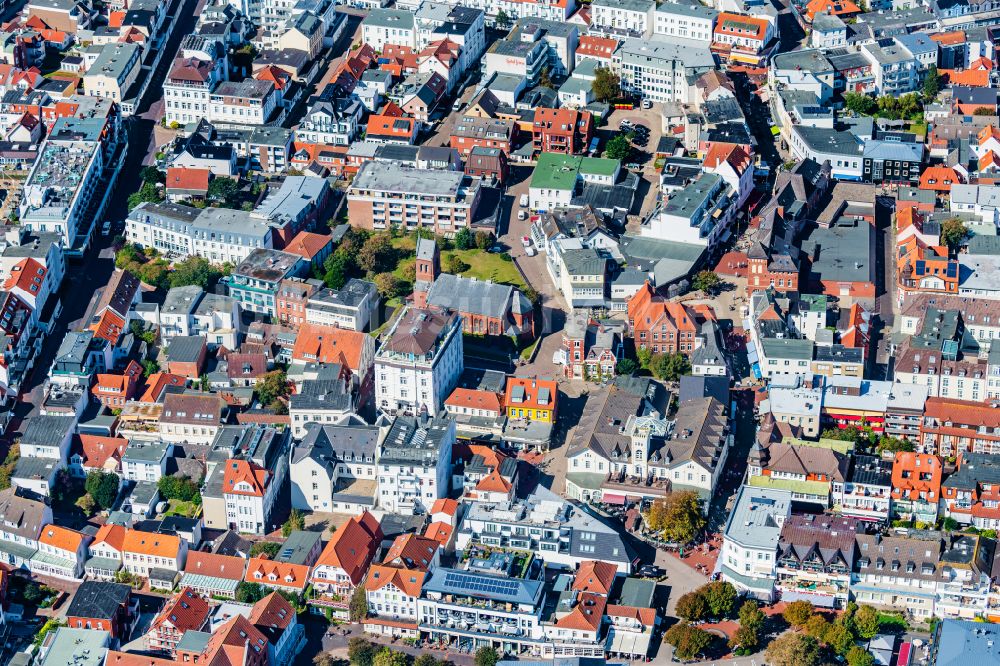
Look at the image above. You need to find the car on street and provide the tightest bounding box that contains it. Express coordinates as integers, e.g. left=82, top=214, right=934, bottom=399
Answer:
left=517, top=210, right=527, bottom=221
left=101, top=221, right=112, bottom=236
left=625, top=163, right=642, bottom=171
left=519, top=194, right=528, bottom=207
left=619, top=120, right=632, bottom=130
left=521, top=235, right=532, bottom=247
left=525, top=245, right=537, bottom=256
left=641, top=99, right=653, bottom=109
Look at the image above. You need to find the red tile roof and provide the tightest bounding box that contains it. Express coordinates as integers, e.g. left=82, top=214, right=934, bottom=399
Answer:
left=152, top=588, right=210, bottom=633
left=283, top=231, right=331, bottom=260
left=165, top=167, right=211, bottom=194
left=384, top=534, right=438, bottom=571
left=184, top=551, right=247, bottom=581
left=73, top=434, right=127, bottom=469
left=312, top=511, right=382, bottom=585
left=291, top=322, right=367, bottom=370
left=3, top=257, right=46, bottom=295
left=573, top=560, right=617, bottom=595
left=223, top=459, right=270, bottom=497
left=364, top=564, right=426, bottom=597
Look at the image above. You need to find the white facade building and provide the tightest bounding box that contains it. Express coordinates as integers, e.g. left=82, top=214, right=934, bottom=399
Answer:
left=377, top=414, right=455, bottom=515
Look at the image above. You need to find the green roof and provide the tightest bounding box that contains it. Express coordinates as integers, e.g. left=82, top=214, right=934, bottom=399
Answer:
left=566, top=472, right=607, bottom=491
left=580, top=156, right=619, bottom=177
left=780, top=436, right=854, bottom=454
left=748, top=475, right=830, bottom=497
left=531, top=153, right=582, bottom=191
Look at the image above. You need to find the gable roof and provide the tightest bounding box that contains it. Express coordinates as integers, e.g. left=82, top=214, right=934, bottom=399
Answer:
left=291, top=322, right=367, bottom=370
left=165, top=167, right=211, bottom=193
left=223, top=459, right=270, bottom=497
left=184, top=551, right=247, bottom=581
left=384, top=533, right=438, bottom=571
left=244, top=557, right=310, bottom=590
left=313, top=511, right=383, bottom=585
left=573, top=560, right=617, bottom=595
left=39, top=523, right=86, bottom=552
left=93, top=523, right=127, bottom=552
left=152, top=587, right=210, bottom=633
left=122, top=529, right=182, bottom=558
left=364, top=563, right=426, bottom=597
left=66, top=581, right=131, bottom=620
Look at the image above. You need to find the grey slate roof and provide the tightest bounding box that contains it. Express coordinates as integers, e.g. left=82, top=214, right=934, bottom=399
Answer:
left=425, top=273, right=515, bottom=320
left=22, top=415, right=75, bottom=447
left=66, top=581, right=131, bottom=619
left=292, top=421, right=380, bottom=466
left=0, top=487, right=47, bottom=540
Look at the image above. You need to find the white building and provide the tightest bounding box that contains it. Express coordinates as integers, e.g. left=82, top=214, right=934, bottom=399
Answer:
left=719, top=485, right=792, bottom=601
left=362, top=8, right=417, bottom=48
left=374, top=304, right=463, bottom=416
left=616, top=36, right=715, bottom=104
left=208, top=80, right=279, bottom=127
left=121, top=441, right=172, bottom=483
left=290, top=421, right=380, bottom=512
left=83, top=43, right=142, bottom=104
left=222, top=459, right=282, bottom=535
left=287, top=377, right=356, bottom=439
left=950, top=184, right=1000, bottom=225
left=122, top=529, right=188, bottom=578
left=304, top=279, right=380, bottom=332
left=642, top=171, right=735, bottom=247
left=295, top=97, right=363, bottom=146
left=653, top=2, right=717, bottom=43
left=377, top=413, right=455, bottom=515
left=142, top=285, right=241, bottom=350
left=163, top=55, right=226, bottom=127
left=0, top=487, right=51, bottom=569
left=591, top=0, right=655, bottom=38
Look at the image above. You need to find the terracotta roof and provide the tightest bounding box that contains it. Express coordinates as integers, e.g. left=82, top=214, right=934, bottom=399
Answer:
left=573, top=560, right=617, bottom=595
left=165, top=167, right=211, bottom=193
left=313, top=511, right=382, bottom=585
left=364, top=564, right=426, bottom=597
left=108, top=11, right=126, bottom=28
left=805, top=0, right=860, bottom=20
left=122, top=529, right=182, bottom=558
left=924, top=397, right=1000, bottom=429
left=139, top=373, right=186, bottom=403
left=504, top=377, right=558, bottom=413
left=39, top=524, right=86, bottom=552
left=475, top=468, right=512, bottom=493
left=283, top=231, right=331, bottom=260
left=606, top=604, right=657, bottom=626
left=366, top=114, right=415, bottom=139
left=423, top=521, right=453, bottom=545
left=930, top=30, right=966, bottom=46
left=200, top=614, right=268, bottom=662
left=245, top=557, right=309, bottom=590
left=291, top=322, right=367, bottom=370
left=254, top=65, right=290, bottom=90
left=184, top=551, right=247, bottom=581
left=105, top=653, right=174, bottom=666
left=223, top=459, right=270, bottom=497
left=168, top=58, right=212, bottom=84
left=248, top=591, right=295, bottom=629
left=73, top=434, right=127, bottom=469
left=93, top=523, right=127, bottom=552
left=715, top=13, right=769, bottom=40
left=576, top=35, right=618, bottom=59
left=3, top=257, right=46, bottom=295
left=941, top=67, right=990, bottom=87
left=891, top=452, right=942, bottom=501
left=384, top=533, right=438, bottom=571
left=430, top=498, right=458, bottom=516
left=555, top=592, right=606, bottom=631
left=445, top=387, right=503, bottom=413
left=153, top=588, right=210, bottom=633
left=703, top=142, right=752, bottom=175
left=226, top=353, right=267, bottom=380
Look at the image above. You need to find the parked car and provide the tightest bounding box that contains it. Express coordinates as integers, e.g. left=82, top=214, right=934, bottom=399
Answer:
left=625, top=163, right=642, bottom=171
left=525, top=245, right=537, bottom=257
left=519, top=194, right=528, bottom=207
left=521, top=235, right=532, bottom=247
left=101, top=221, right=112, bottom=236
left=517, top=210, right=527, bottom=221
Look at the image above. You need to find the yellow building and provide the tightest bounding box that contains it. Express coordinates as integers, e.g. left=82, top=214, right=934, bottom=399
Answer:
left=504, top=377, right=557, bottom=423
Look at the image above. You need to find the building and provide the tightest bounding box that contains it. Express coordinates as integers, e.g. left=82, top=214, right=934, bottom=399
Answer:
left=347, top=161, right=484, bottom=234
left=831, top=454, right=892, bottom=522
left=121, top=529, right=187, bottom=579
left=222, top=458, right=282, bottom=535
left=374, top=304, right=463, bottom=415
left=642, top=171, right=735, bottom=248
left=180, top=551, right=247, bottom=599
left=147, top=588, right=210, bottom=655
left=712, top=13, right=774, bottom=62
left=528, top=153, right=620, bottom=213
left=208, top=80, right=280, bottom=126
left=224, top=248, right=307, bottom=317
left=163, top=56, right=225, bottom=127
left=941, top=452, right=1000, bottom=529
left=158, top=393, right=224, bottom=445
left=531, top=107, right=593, bottom=155
left=504, top=377, right=557, bottom=425
left=377, top=413, right=455, bottom=515
left=83, top=43, right=141, bottom=104
left=932, top=619, right=1000, bottom=665
left=891, top=452, right=942, bottom=523
left=66, top=581, right=136, bottom=643
left=654, top=2, right=717, bottom=43
left=775, top=514, right=859, bottom=609
left=719, top=486, right=792, bottom=601
left=591, top=0, right=655, bottom=37
left=310, top=511, right=382, bottom=601
left=304, top=279, right=380, bottom=332
left=617, top=36, right=714, bottom=104
left=920, top=397, right=1000, bottom=457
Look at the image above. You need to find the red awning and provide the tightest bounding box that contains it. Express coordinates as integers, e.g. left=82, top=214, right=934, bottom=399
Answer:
left=603, top=493, right=626, bottom=505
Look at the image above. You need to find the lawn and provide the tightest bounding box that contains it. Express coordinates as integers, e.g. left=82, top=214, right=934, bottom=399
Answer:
left=445, top=249, right=525, bottom=288
left=166, top=499, right=201, bottom=518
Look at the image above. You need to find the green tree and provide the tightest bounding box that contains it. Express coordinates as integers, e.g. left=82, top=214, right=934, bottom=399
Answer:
left=650, top=352, right=690, bottom=381
left=846, top=646, right=876, bottom=666
left=372, top=649, right=408, bottom=666
left=170, top=256, right=222, bottom=289
left=475, top=231, right=493, bottom=250
left=322, top=251, right=353, bottom=290
left=854, top=604, right=880, bottom=639
left=923, top=65, right=941, bottom=100
left=85, top=470, right=120, bottom=510
left=701, top=581, right=737, bottom=618
left=783, top=600, right=816, bottom=627
left=692, top=270, right=722, bottom=294
left=844, top=92, right=877, bottom=116
left=539, top=66, right=555, bottom=90
left=605, top=134, right=632, bottom=161
left=474, top=647, right=499, bottom=666
left=250, top=541, right=282, bottom=558
left=675, top=591, right=708, bottom=621
left=739, top=600, right=765, bottom=631
left=255, top=370, right=290, bottom=407
left=804, top=614, right=830, bottom=641
left=454, top=227, right=474, bottom=250
left=973, top=107, right=996, bottom=116
left=444, top=254, right=470, bottom=274
left=141, top=359, right=160, bottom=378
left=128, top=181, right=164, bottom=211
left=494, top=8, right=510, bottom=27
left=766, top=633, right=821, bottom=666
left=592, top=66, right=620, bottom=102
left=823, top=622, right=855, bottom=656
left=76, top=493, right=96, bottom=515
left=348, top=638, right=378, bottom=666
left=876, top=434, right=914, bottom=454
left=645, top=491, right=704, bottom=544
left=349, top=584, right=368, bottom=621
left=637, top=346, right=652, bottom=369
left=664, top=623, right=713, bottom=660
left=157, top=474, right=201, bottom=502
left=140, top=166, right=165, bottom=184
left=941, top=217, right=968, bottom=250
left=208, top=177, right=240, bottom=207
left=282, top=509, right=305, bottom=537
left=373, top=272, right=405, bottom=299
left=358, top=234, right=395, bottom=273
left=616, top=358, right=638, bottom=375
left=0, top=443, right=20, bottom=491
left=235, top=581, right=267, bottom=604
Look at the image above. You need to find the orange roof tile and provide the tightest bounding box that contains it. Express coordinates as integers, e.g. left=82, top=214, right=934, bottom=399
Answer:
left=703, top=142, right=752, bottom=174
left=430, top=498, right=458, bottom=516
left=367, top=114, right=415, bottom=140
left=74, top=434, right=127, bottom=469
left=573, top=560, right=617, bottom=595
left=555, top=593, right=606, bottom=631
left=122, top=529, right=182, bottom=558
left=245, top=557, right=310, bottom=590
left=223, top=459, right=270, bottom=497
left=715, top=13, right=769, bottom=40
left=924, top=397, right=1000, bottom=429
left=805, top=0, right=860, bottom=20
left=891, top=452, right=942, bottom=501
left=184, top=551, right=247, bottom=580
left=423, top=521, right=453, bottom=545
left=139, top=373, right=186, bottom=403
left=152, top=588, right=210, bottom=633
left=918, top=165, right=962, bottom=192
left=39, top=524, right=86, bottom=552
left=165, top=167, right=211, bottom=193
left=504, top=377, right=557, bottom=413
left=445, top=387, right=503, bottom=413
left=930, top=30, right=966, bottom=45
left=93, top=523, right=127, bottom=551
left=941, top=68, right=990, bottom=87
left=283, top=231, right=331, bottom=260
left=606, top=604, right=657, bottom=626
left=248, top=591, right=296, bottom=629
left=3, top=258, right=46, bottom=295
left=108, top=11, right=126, bottom=28
left=313, top=511, right=382, bottom=585
left=475, top=468, right=512, bottom=493
left=384, top=534, right=438, bottom=571
left=576, top=35, right=618, bottom=59
left=291, top=322, right=367, bottom=370
left=364, top=564, right=426, bottom=597
left=105, top=653, right=174, bottom=666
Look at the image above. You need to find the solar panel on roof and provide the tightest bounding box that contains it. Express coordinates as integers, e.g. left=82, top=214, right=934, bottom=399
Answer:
left=947, top=263, right=958, bottom=278
left=915, top=260, right=926, bottom=275
left=443, top=572, right=521, bottom=598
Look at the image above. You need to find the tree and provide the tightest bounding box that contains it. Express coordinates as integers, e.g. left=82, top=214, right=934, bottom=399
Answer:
left=539, top=66, right=555, bottom=90
left=592, top=66, right=620, bottom=102
left=474, top=647, right=499, bottom=666
left=675, top=591, right=708, bottom=621
left=783, top=600, right=816, bottom=628
left=130, top=319, right=156, bottom=345
left=846, top=646, right=876, bottom=666
left=128, top=180, right=164, bottom=211
left=141, top=359, right=160, bottom=378
left=85, top=470, right=120, bottom=510
left=255, top=370, right=290, bottom=408
left=170, top=256, right=221, bottom=289
left=823, top=622, right=855, bottom=656
left=358, top=234, right=395, bottom=273
left=207, top=177, right=240, bottom=207
left=692, top=270, right=721, bottom=294
left=876, top=434, right=914, bottom=454
left=973, top=107, right=996, bottom=116
left=701, top=581, right=738, bottom=618
left=604, top=133, right=632, bottom=161
left=644, top=491, right=704, bottom=544
left=730, top=625, right=761, bottom=651
left=348, top=638, right=378, bottom=666
left=250, top=541, right=281, bottom=558
left=475, top=231, right=493, bottom=250
left=923, top=65, right=941, bottom=100
left=649, top=352, right=690, bottom=381
left=637, top=346, right=652, bottom=369
left=616, top=358, right=638, bottom=375
left=765, top=633, right=821, bottom=666
left=942, top=516, right=960, bottom=531
left=138, top=259, right=170, bottom=290
left=140, top=166, right=165, bottom=184
left=454, top=227, right=474, bottom=250
left=158, top=475, right=201, bottom=502
left=940, top=217, right=968, bottom=250
left=235, top=582, right=267, bottom=604
left=75, top=493, right=96, bottom=515
left=373, top=272, right=405, bottom=299
left=413, top=657, right=438, bottom=666
left=322, top=251, right=353, bottom=290
left=444, top=254, right=470, bottom=274
left=282, top=508, right=305, bottom=537
left=494, top=8, right=510, bottom=27
left=844, top=92, right=877, bottom=116
left=739, top=600, right=765, bottom=632
left=854, top=604, right=880, bottom=639
left=664, top=623, right=713, bottom=661
left=804, top=614, right=830, bottom=641
left=373, top=649, right=408, bottom=666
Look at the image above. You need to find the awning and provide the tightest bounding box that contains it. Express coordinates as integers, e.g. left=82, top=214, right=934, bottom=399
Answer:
left=897, top=642, right=912, bottom=666
left=751, top=363, right=762, bottom=380
left=606, top=629, right=652, bottom=657
left=780, top=589, right=836, bottom=608
left=602, top=493, right=626, bottom=505
left=746, top=340, right=759, bottom=365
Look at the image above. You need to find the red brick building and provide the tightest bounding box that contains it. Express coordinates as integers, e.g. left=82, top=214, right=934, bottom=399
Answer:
left=275, top=277, right=320, bottom=329
left=626, top=282, right=699, bottom=354
left=91, top=359, right=143, bottom=408
left=532, top=107, right=593, bottom=155
left=66, top=580, right=136, bottom=641
left=465, top=146, right=509, bottom=184
left=450, top=116, right=516, bottom=156
left=920, top=397, right=1000, bottom=457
